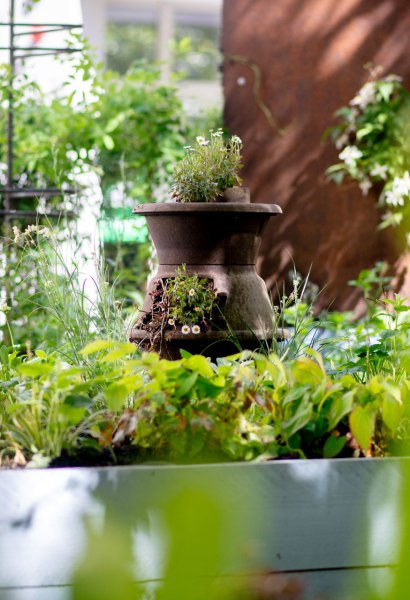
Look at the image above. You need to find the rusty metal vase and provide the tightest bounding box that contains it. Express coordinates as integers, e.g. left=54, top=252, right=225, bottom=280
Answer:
left=129, top=188, right=282, bottom=359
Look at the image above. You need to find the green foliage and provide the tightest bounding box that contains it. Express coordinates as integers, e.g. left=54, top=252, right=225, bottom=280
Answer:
left=325, top=70, right=410, bottom=237
left=2, top=224, right=128, bottom=372
left=171, top=130, right=243, bottom=202
left=137, top=265, right=223, bottom=350
left=0, top=50, right=186, bottom=204
left=321, top=268, right=410, bottom=384
left=1, top=337, right=408, bottom=466
left=165, top=265, right=218, bottom=329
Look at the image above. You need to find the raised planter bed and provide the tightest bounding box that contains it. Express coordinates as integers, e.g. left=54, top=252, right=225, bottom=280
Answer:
left=0, top=457, right=404, bottom=599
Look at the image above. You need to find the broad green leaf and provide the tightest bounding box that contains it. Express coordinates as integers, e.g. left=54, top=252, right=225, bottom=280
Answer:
left=265, top=354, right=287, bottom=387
left=18, top=361, right=53, bottom=377
left=175, top=372, right=198, bottom=398
left=382, top=395, right=402, bottom=433
left=349, top=405, right=375, bottom=451
left=184, top=355, right=214, bottom=379
left=34, top=349, right=47, bottom=359
left=100, top=343, right=137, bottom=363
left=80, top=339, right=115, bottom=355
left=282, top=399, right=313, bottom=438
left=195, top=377, right=226, bottom=399
left=64, top=394, right=91, bottom=408
left=292, top=357, right=326, bottom=385
left=327, top=392, right=354, bottom=431
left=104, top=384, right=129, bottom=411
left=323, top=435, right=347, bottom=458
left=59, top=405, right=86, bottom=425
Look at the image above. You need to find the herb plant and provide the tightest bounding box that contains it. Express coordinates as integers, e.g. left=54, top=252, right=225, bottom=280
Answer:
left=171, top=130, right=243, bottom=202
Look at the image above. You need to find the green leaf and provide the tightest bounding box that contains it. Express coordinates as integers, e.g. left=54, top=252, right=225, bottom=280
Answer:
left=80, top=340, right=115, bottom=355
left=175, top=372, right=198, bottom=398
left=327, top=392, right=354, bottom=430
left=356, top=124, right=376, bottom=139
left=0, top=346, right=9, bottom=366
left=59, top=405, right=86, bottom=425
left=323, top=435, right=347, bottom=458
left=184, top=355, right=214, bottom=379
left=382, top=395, right=402, bottom=433
left=102, top=134, right=114, bottom=150
left=349, top=405, right=375, bottom=451
left=35, top=349, right=47, bottom=359
left=282, top=399, right=313, bottom=438
left=105, top=384, right=129, bottom=411
left=100, top=343, right=137, bottom=362
left=18, top=361, right=53, bottom=377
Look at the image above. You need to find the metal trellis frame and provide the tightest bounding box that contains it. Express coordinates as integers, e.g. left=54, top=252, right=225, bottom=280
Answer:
left=0, top=0, right=82, bottom=223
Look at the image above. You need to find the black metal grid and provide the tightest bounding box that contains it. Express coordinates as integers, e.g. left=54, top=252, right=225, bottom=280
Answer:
left=0, top=0, right=82, bottom=222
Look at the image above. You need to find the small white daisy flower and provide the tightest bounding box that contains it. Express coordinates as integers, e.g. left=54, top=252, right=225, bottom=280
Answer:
left=168, top=318, right=175, bottom=326
left=231, top=135, right=242, bottom=144
left=181, top=325, right=191, bottom=334
left=191, top=325, right=201, bottom=334
left=188, top=289, right=195, bottom=297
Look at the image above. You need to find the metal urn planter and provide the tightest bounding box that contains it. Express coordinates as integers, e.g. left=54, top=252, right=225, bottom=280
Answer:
left=129, top=188, right=282, bottom=359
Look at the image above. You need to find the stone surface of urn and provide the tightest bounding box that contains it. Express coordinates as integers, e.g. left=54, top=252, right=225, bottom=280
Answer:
left=130, top=188, right=282, bottom=359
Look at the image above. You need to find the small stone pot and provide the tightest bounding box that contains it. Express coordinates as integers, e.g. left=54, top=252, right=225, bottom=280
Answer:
left=129, top=188, right=282, bottom=359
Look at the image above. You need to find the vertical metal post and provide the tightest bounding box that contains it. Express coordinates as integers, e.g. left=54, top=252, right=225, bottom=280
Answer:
left=157, top=1, right=174, bottom=84
left=5, top=0, right=15, bottom=228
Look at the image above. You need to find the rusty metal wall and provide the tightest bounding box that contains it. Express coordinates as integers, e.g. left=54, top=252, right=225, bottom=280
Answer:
left=222, top=0, right=410, bottom=310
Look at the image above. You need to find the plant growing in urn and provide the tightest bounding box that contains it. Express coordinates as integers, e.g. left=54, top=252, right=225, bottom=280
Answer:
left=171, top=130, right=243, bottom=202
left=130, top=131, right=282, bottom=359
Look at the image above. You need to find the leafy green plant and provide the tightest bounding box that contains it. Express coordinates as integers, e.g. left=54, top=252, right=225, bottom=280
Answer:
left=136, top=264, right=222, bottom=351
left=164, top=265, right=218, bottom=330
left=271, top=269, right=319, bottom=360
left=171, top=130, right=243, bottom=202
left=2, top=224, right=128, bottom=373
left=1, top=337, right=408, bottom=467
left=0, top=43, right=187, bottom=204
left=325, top=68, right=410, bottom=234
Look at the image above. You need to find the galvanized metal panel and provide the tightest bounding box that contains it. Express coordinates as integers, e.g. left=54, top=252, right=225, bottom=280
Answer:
left=0, top=459, right=405, bottom=594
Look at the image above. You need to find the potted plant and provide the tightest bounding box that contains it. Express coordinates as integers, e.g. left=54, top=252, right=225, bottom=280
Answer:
left=129, top=131, right=282, bottom=359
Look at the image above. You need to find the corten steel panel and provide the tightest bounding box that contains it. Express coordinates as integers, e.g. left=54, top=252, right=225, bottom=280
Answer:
left=222, top=0, right=410, bottom=310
